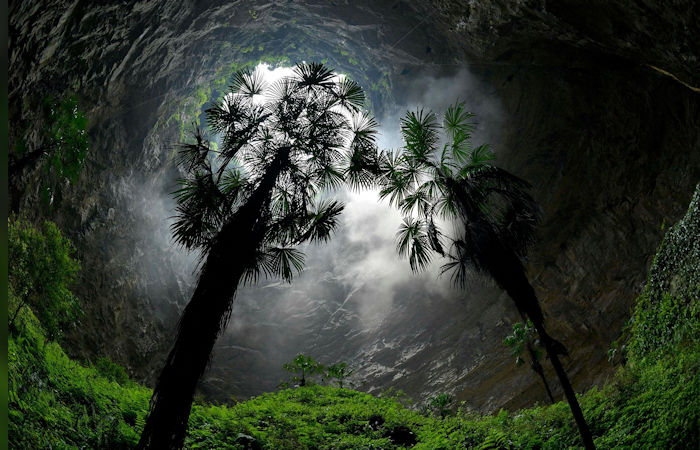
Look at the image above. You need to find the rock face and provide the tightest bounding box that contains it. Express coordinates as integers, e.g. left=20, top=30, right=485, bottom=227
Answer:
left=9, top=0, right=700, bottom=411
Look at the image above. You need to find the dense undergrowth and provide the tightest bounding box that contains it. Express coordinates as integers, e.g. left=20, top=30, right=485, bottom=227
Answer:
left=8, top=188, right=699, bottom=448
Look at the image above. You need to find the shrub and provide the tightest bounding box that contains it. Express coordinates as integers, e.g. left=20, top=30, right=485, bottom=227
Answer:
left=8, top=217, right=82, bottom=341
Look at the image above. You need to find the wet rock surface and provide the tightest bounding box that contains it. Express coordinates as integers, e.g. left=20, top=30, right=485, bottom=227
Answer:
left=9, top=0, right=700, bottom=411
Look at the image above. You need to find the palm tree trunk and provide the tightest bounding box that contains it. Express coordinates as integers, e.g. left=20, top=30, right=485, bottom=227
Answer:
left=535, top=322, right=595, bottom=448
left=528, top=347, right=555, bottom=404
left=137, top=148, right=289, bottom=450
left=491, top=252, right=596, bottom=449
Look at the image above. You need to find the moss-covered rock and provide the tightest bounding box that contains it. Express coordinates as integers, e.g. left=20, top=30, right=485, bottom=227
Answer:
left=626, top=184, right=700, bottom=360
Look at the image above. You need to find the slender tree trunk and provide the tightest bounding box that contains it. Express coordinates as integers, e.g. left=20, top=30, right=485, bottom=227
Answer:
left=534, top=322, right=595, bottom=449
left=8, top=297, right=29, bottom=334
left=451, top=182, right=595, bottom=447
left=535, top=365, right=556, bottom=405
left=137, top=149, right=289, bottom=450
left=489, top=250, right=596, bottom=449
left=528, top=346, right=555, bottom=404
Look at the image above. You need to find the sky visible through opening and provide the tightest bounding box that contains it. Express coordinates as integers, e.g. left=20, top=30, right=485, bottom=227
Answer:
left=217, top=62, right=412, bottom=286
left=152, top=60, right=508, bottom=322
left=240, top=62, right=429, bottom=303
left=135, top=60, right=507, bottom=394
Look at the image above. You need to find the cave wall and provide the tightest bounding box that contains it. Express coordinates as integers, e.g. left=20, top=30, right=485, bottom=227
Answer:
left=9, top=0, right=700, bottom=411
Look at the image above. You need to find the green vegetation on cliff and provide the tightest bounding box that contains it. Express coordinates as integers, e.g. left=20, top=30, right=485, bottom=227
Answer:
left=8, top=186, right=699, bottom=448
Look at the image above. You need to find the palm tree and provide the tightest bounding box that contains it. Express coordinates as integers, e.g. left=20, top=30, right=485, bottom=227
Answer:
left=378, top=102, right=595, bottom=449
left=137, top=62, right=379, bottom=449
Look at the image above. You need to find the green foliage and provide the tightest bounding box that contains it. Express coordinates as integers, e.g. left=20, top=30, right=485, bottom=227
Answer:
left=8, top=326, right=699, bottom=449
left=8, top=307, right=150, bottom=449
left=96, top=357, right=130, bottom=386
left=429, top=393, right=454, bottom=418
left=282, top=354, right=325, bottom=387
left=377, top=101, right=540, bottom=281
left=479, top=430, right=512, bottom=449
left=187, top=385, right=423, bottom=449
left=504, top=321, right=543, bottom=366
left=624, top=186, right=700, bottom=362
left=39, top=95, right=89, bottom=203
left=8, top=217, right=82, bottom=341
left=627, top=292, right=699, bottom=361
left=42, top=95, right=89, bottom=181
left=324, top=362, right=354, bottom=388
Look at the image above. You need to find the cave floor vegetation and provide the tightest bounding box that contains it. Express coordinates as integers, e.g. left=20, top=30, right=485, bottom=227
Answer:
left=8, top=185, right=699, bottom=449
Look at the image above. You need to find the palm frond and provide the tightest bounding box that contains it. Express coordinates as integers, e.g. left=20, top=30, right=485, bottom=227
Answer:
left=313, top=163, right=344, bottom=190
left=434, top=192, right=459, bottom=219
left=469, top=144, right=495, bottom=167
left=441, top=237, right=482, bottom=288
left=378, top=151, right=420, bottom=208
left=206, top=94, right=247, bottom=134
left=176, top=125, right=215, bottom=172
left=396, top=217, right=433, bottom=272
left=219, top=168, right=249, bottom=206
left=294, top=62, right=336, bottom=90
left=427, top=216, right=445, bottom=256
left=262, top=247, right=306, bottom=283
left=401, top=109, right=439, bottom=162
left=300, top=200, right=344, bottom=243
left=265, top=77, right=297, bottom=106
left=334, top=77, right=365, bottom=112
left=230, top=68, right=267, bottom=97
left=345, top=145, right=378, bottom=190
left=170, top=172, right=228, bottom=252
left=443, top=101, right=474, bottom=140
left=399, top=189, right=430, bottom=217
left=349, top=112, right=378, bottom=148
left=344, top=115, right=379, bottom=190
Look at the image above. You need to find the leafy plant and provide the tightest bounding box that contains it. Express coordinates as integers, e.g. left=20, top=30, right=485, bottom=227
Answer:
left=429, top=393, right=454, bottom=418
left=8, top=217, right=82, bottom=341
left=324, top=362, right=354, bottom=388
left=479, top=430, right=512, bottom=449
left=8, top=186, right=700, bottom=449
left=8, top=306, right=150, bottom=449
left=504, top=321, right=555, bottom=403
left=96, top=356, right=130, bottom=386
left=283, top=354, right=325, bottom=387
left=10, top=95, right=89, bottom=205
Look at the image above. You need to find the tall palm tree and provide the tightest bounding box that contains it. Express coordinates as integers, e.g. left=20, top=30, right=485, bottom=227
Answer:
left=137, top=62, right=378, bottom=449
left=378, top=102, right=595, bottom=449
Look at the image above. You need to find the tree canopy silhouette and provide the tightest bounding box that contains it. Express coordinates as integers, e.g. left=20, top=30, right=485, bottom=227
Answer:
left=378, top=102, right=595, bottom=449
left=137, top=62, right=378, bottom=449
